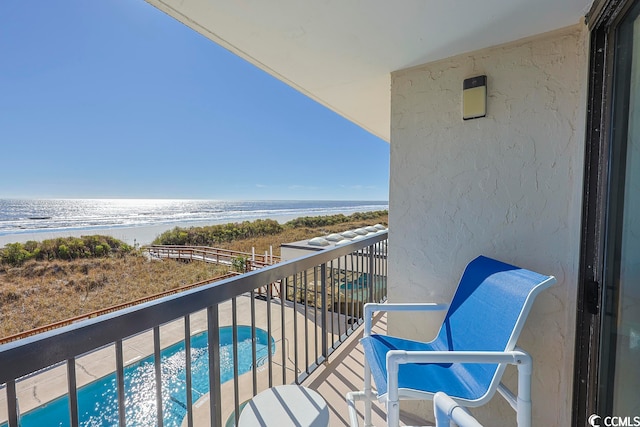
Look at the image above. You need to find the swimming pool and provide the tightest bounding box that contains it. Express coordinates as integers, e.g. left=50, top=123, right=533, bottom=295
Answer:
left=339, top=275, right=386, bottom=294
left=339, top=274, right=368, bottom=290
left=3, top=326, right=274, bottom=427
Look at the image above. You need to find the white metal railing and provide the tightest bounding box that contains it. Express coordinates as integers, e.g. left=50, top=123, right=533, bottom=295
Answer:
left=0, top=231, right=387, bottom=427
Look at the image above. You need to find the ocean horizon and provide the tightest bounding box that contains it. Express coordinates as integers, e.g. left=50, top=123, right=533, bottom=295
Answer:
left=0, top=199, right=388, bottom=246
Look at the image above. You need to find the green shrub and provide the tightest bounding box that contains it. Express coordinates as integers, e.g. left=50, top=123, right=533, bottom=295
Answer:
left=153, top=219, right=285, bottom=246
left=231, top=256, right=248, bottom=273
left=283, top=210, right=388, bottom=228
left=152, top=212, right=387, bottom=247
left=94, top=245, right=105, bottom=257
left=0, top=235, right=135, bottom=266
left=58, top=244, right=70, bottom=260
left=0, top=243, right=33, bottom=266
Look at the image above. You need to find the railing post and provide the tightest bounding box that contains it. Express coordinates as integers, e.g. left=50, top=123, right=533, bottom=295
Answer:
left=321, top=263, right=328, bottom=359
left=368, top=245, right=375, bottom=304
left=266, top=282, right=273, bottom=388
left=115, top=340, right=126, bottom=427
left=6, top=380, right=18, bottom=427
left=184, top=316, right=194, bottom=427
left=293, top=273, right=300, bottom=383
left=232, top=298, right=240, bottom=425
left=67, top=358, right=79, bottom=427
left=207, top=305, right=222, bottom=427
left=153, top=326, right=164, bottom=427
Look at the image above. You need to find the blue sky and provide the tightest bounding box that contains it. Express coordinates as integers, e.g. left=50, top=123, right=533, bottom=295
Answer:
left=0, top=1, right=389, bottom=201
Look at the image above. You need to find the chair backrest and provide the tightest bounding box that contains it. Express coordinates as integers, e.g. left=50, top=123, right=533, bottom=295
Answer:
left=432, top=256, right=555, bottom=394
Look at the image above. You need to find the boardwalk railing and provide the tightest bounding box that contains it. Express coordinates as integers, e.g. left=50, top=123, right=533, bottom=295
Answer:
left=0, top=231, right=387, bottom=427
left=145, top=245, right=280, bottom=269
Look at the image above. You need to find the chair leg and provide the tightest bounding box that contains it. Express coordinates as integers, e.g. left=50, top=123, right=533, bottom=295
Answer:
left=516, top=358, right=532, bottom=427
left=346, top=356, right=375, bottom=427
left=346, top=391, right=362, bottom=427
left=346, top=356, right=376, bottom=427
left=364, top=357, right=373, bottom=427
left=386, top=399, right=400, bottom=427
left=386, top=357, right=400, bottom=427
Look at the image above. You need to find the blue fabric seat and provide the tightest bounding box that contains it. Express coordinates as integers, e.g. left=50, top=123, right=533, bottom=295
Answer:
left=347, top=255, right=555, bottom=427
left=362, top=334, right=492, bottom=401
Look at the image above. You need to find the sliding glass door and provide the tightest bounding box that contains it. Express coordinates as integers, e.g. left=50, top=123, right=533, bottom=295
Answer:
left=576, top=0, right=640, bottom=422
left=598, top=1, right=640, bottom=415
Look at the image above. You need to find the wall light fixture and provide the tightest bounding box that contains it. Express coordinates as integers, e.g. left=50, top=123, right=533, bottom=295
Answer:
left=462, top=75, right=487, bottom=120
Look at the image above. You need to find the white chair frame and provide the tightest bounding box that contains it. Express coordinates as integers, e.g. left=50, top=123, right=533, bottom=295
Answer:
left=346, top=303, right=534, bottom=427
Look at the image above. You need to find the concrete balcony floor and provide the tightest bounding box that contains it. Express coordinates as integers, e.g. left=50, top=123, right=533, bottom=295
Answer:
left=304, top=312, right=427, bottom=427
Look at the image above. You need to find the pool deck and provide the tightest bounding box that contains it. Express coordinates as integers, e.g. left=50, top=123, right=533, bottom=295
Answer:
left=0, top=295, right=425, bottom=426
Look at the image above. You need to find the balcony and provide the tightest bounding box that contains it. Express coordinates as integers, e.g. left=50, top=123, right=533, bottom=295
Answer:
left=0, top=232, right=401, bottom=426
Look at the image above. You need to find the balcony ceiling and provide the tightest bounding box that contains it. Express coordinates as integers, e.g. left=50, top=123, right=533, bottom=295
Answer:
left=146, top=0, right=593, bottom=142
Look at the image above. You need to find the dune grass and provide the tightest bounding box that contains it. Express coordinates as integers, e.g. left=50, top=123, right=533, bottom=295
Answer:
left=0, top=256, right=228, bottom=338
left=0, top=211, right=387, bottom=339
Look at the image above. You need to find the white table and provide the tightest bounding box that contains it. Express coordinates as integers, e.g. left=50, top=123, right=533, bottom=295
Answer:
left=237, top=385, right=330, bottom=427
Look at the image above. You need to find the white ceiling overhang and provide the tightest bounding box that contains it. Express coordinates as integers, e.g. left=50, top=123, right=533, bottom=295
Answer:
left=145, top=0, right=594, bottom=142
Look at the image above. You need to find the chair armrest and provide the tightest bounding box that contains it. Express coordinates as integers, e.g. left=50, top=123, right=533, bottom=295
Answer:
left=363, top=303, right=448, bottom=336
left=385, top=349, right=532, bottom=420
left=386, top=348, right=531, bottom=368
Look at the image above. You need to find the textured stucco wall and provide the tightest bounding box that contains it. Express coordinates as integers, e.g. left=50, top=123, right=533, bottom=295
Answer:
left=388, top=24, right=588, bottom=426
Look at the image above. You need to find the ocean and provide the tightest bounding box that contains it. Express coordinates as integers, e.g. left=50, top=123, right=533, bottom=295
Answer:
left=0, top=199, right=388, bottom=245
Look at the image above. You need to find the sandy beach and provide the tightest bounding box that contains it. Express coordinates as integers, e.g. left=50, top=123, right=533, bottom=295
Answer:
left=0, top=214, right=306, bottom=247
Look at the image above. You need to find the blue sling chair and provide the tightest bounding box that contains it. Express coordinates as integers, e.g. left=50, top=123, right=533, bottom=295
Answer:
left=346, top=256, right=555, bottom=427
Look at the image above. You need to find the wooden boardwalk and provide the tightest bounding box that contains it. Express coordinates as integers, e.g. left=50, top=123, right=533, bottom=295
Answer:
left=145, top=245, right=280, bottom=269
left=145, top=245, right=282, bottom=298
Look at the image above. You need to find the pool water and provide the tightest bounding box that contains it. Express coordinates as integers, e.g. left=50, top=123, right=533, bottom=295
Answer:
left=339, top=274, right=368, bottom=290
left=4, top=326, right=273, bottom=427
left=339, top=275, right=387, bottom=292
